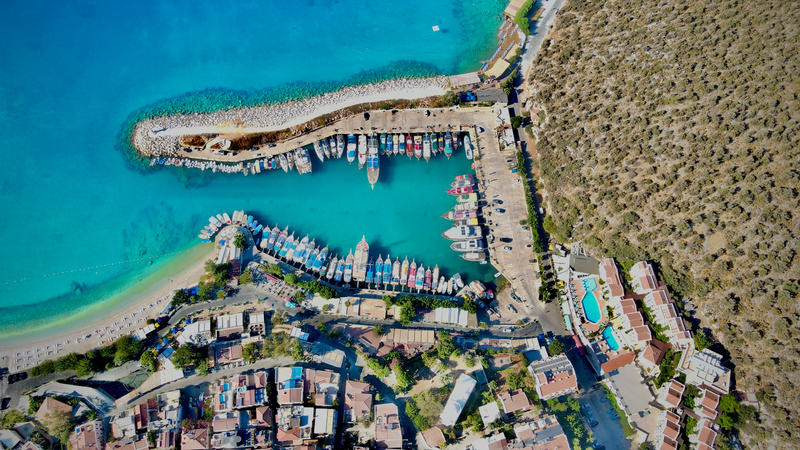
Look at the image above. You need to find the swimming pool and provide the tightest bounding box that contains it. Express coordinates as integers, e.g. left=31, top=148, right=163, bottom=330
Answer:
left=582, top=277, right=598, bottom=292
left=582, top=291, right=602, bottom=323
left=603, top=327, right=620, bottom=351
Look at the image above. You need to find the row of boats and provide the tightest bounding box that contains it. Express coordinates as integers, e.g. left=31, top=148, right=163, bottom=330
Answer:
left=198, top=211, right=470, bottom=295
left=441, top=174, right=488, bottom=263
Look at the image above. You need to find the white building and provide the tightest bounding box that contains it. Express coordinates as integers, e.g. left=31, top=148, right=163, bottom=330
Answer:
left=440, top=374, right=477, bottom=427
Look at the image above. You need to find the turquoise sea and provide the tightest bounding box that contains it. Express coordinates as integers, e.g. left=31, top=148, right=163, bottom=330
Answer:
left=0, top=0, right=505, bottom=340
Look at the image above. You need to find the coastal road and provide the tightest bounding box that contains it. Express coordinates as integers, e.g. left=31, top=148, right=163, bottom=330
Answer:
left=520, top=0, right=569, bottom=76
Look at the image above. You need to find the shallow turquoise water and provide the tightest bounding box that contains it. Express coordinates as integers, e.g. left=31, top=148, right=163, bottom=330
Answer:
left=0, top=0, right=505, bottom=336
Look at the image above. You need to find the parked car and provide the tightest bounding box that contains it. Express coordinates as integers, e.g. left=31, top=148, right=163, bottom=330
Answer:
left=521, top=226, right=530, bottom=231
left=510, top=291, right=522, bottom=303
left=607, top=408, right=615, bottom=414
left=500, top=237, right=513, bottom=243
left=502, top=246, right=512, bottom=251
left=526, top=244, right=533, bottom=249
left=590, top=421, right=599, bottom=427
left=506, top=304, right=517, bottom=314
left=1, top=397, right=10, bottom=410
left=494, top=208, right=505, bottom=213
left=493, top=199, right=503, bottom=204
left=7, top=372, right=27, bottom=384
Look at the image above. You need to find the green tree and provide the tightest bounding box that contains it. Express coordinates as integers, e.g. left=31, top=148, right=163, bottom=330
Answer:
left=242, top=343, right=260, bottom=363
left=171, top=343, right=204, bottom=369
left=271, top=310, right=287, bottom=325
left=547, top=339, right=565, bottom=356
left=43, top=410, right=73, bottom=444
left=233, top=232, right=248, bottom=250
left=374, top=324, right=385, bottom=336
left=437, top=332, right=456, bottom=359
left=114, top=335, right=143, bottom=366
left=399, top=302, right=415, bottom=325
left=317, top=322, right=328, bottom=333
left=140, top=351, right=157, bottom=373
left=172, top=289, right=191, bottom=306
left=284, top=273, right=299, bottom=286
left=239, top=268, right=253, bottom=285
left=75, top=358, right=93, bottom=377
left=510, top=116, right=523, bottom=129
left=414, top=390, right=444, bottom=423
left=147, top=430, right=156, bottom=446
left=291, top=340, right=304, bottom=360
left=196, top=360, right=209, bottom=377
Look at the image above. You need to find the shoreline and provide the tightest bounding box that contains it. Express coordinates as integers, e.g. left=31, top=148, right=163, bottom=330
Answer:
left=0, top=244, right=215, bottom=369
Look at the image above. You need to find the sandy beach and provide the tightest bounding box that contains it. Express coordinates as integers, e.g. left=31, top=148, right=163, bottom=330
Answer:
left=0, top=245, right=215, bottom=372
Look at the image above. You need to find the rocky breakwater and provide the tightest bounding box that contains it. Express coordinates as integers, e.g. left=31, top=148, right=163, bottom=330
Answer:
left=131, top=76, right=449, bottom=158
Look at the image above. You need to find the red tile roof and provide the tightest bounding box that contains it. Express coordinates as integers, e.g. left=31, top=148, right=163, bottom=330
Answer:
left=600, top=351, right=635, bottom=374
left=498, top=389, right=531, bottom=414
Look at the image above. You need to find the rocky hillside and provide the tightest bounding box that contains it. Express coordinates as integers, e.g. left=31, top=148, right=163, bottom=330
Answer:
left=527, top=0, right=799, bottom=447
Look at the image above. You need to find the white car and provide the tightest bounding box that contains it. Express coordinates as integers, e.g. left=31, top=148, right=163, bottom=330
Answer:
left=502, top=246, right=512, bottom=251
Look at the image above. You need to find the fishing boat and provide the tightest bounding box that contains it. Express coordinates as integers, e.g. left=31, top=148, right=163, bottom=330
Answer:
left=303, top=239, right=317, bottom=266
left=454, top=174, right=474, bottom=181
left=438, top=134, right=444, bottom=152
left=358, top=135, right=368, bottom=169
left=334, top=257, right=345, bottom=282
left=423, top=134, right=431, bottom=162
left=367, top=137, right=380, bottom=189
left=462, top=251, right=488, bottom=262
left=393, top=134, right=401, bottom=155
left=415, top=264, right=425, bottom=290
left=453, top=273, right=465, bottom=289
left=444, top=132, right=453, bottom=158
left=443, top=226, right=483, bottom=240
left=278, top=232, right=295, bottom=258
left=327, top=137, right=336, bottom=159
left=284, top=236, right=299, bottom=261
left=454, top=201, right=479, bottom=211
left=447, top=186, right=474, bottom=195
left=382, top=254, right=392, bottom=286
left=343, top=251, right=354, bottom=283
left=457, top=193, right=478, bottom=203
left=407, top=260, right=417, bottom=289
left=451, top=239, right=485, bottom=252
left=293, top=235, right=309, bottom=263
left=322, top=139, right=332, bottom=160
left=406, top=135, right=414, bottom=158
left=313, top=140, right=325, bottom=162
left=246, top=215, right=253, bottom=227
left=198, top=233, right=210, bottom=241
left=451, top=179, right=476, bottom=188
left=266, top=226, right=279, bottom=250
left=432, top=265, right=440, bottom=291
left=313, top=246, right=328, bottom=272
left=386, top=135, right=393, bottom=156
left=273, top=227, right=289, bottom=253
left=413, top=135, right=422, bottom=159
left=437, top=276, right=447, bottom=293
left=446, top=279, right=454, bottom=295
left=400, top=257, right=409, bottom=285
left=223, top=213, right=232, bottom=224
left=379, top=134, right=387, bottom=155
left=346, top=134, right=357, bottom=163
left=326, top=255, right=338, bottom=279
left=391, top=257, right=401, bottom=284
left=442, top=209, right=480, bottom=220
left=398, top=133, right=406, bottom=154
left=375, top=255, right=384, bottom=285
left=424, top=268, right=432, bottom=291
left=353, top=236, right=369, bottom=282
left=209, top=216, right=222, bottom=227
left=253, top=224, right=263, bottom=236
left=464, top=133, right=473, bottom=160
left=366, top=257, right=375, bottom=284
left=337, top=135, right=345, bottom=158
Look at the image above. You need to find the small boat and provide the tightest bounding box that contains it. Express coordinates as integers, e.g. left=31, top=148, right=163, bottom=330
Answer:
left=423, top=134, right=431, bottom=162
left=431, top=134, right=439, bottom=155
left=446, top=279, right=454, bottom=295
left=223, top=213, right=231, bottom=224
left=464, top=133, right=473, bottom=160
left=266, top=226, right=279, bottom=250
left=294, top=148, right=312, bottom=174
left=415, top=264, right=425, bottom=290
left=443, top=209, right=480, bottom=220
left=328, top=137, right=336, bottom=159
left=447, top=186, right=474, bottom=195
left=398, top=133, right=406, bottom=154
left=462, top=251, right=488, bottom=262
left=382, top=254, right=393, bottom=286
left=445, top=132, right=453, bottom=158
left=386, top=135, right=393, bottom=156
left=432, top=265, right=440, bottom=291
left=326, top=255, right=338, bottom=279
left=337, top=135, right=345, bottom=158
left=454, top=201, right=479, bottom=211
left=366, top=257, right=375, bottom=284
left=246, top=215, right=254, bottom=227
left=358, top=135, right=368, bottom=169
left=391, top=257, right=401, bottom=284
left=438, top=134, right=444, bottom=152
left=437, top=276, right=447, bottom=293
left=293, top=235, right=309, bottom=263
left=451, top=240, right=485, bottom=252
left=413, top=135, right=423, bottom=159
left=407, top=260, right=417, bottom=289
left=278, top=232, right=295, bottom=258
left=424, top=268, right=432, bottom=291
left=453, top=273, right=465, bottom=289
left=273, top=227, right=289, bottom=253
left=284, top=236, right=299, bottom=261
left=346, top=134, right=357, bottom=163
left=343, top=251, right=354, bottom=283
left=456, top=193, right=478, bottom=203
left=406, top=135, right=414, bottom=158
left=443, top=226, right=483, bottom=240
left=198, top=233, right=210, bottom=241
left=313, top=246, right=328, bottom=272
left=455, top=173, right=474, bottom=181
left=375, top=255, right=384, bottom=285
left=394, top=134, right=401, bottom=156
left=400, top=257, right=409, bottom=285
left=334, top=257, right=345, bottom=282
left=286, top=151, right=295, bottom=170
left=303, top=239, right=317, bottom=266
left=367, top=136, right=380, bottom=189
left=313, top=141, right=325, bottom=162
left=321, top=139, right=331, bottom=160
left=379, top=134, right=387, bottom=155
left=209, top=216, right=222, bottom=227
left=253, top=224, right=263, bottom=236
left=451, top=179, right=476, bottom=188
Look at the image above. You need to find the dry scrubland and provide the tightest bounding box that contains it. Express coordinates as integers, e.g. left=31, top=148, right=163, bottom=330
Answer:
left=527, top=0, right=799, bottom=447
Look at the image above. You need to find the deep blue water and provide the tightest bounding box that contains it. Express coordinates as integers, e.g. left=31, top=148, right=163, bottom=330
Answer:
left=0, top=0, right=505, bottom=337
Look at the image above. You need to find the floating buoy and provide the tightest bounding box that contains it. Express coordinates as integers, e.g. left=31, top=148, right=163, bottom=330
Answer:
left=432, top=25, right=440, bottom=32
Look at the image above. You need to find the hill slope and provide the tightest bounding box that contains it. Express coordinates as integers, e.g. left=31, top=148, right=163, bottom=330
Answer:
left=528, top=0, right=800, bottom=447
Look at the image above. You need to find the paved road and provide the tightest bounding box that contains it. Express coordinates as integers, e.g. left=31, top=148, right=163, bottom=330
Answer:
left=521, top=0, right=569, bottom=76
